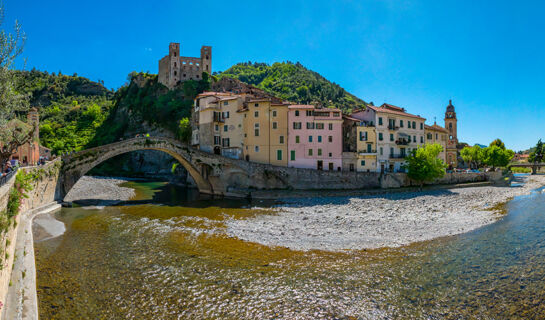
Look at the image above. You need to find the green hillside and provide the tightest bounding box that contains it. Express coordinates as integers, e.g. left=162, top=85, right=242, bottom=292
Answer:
left=14, top=69, right=114, bottom=154
left=219, top=62, right=366, bottom=112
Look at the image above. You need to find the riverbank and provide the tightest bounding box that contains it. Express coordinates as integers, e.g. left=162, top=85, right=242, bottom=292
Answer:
left=64, top=176, right=136, bottom=205
left=226, top=174, right=545, bottom=251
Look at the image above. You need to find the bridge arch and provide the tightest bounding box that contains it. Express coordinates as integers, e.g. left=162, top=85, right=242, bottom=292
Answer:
left=60, top=138, right=214, bottom=199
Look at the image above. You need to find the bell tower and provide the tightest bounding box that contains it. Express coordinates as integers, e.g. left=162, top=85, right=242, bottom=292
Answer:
left=444, top=100, right=458, bottom=167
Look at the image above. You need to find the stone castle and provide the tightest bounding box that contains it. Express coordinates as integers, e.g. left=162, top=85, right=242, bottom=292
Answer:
left=158, top=43, right=212, bottom=89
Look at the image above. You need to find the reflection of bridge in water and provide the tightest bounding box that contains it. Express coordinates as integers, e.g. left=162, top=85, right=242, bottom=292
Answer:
left=509, top=163, right=545, bottom=175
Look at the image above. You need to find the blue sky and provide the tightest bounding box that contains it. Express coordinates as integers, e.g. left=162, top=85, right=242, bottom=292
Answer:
left=5, top=0, right=545, bottom=151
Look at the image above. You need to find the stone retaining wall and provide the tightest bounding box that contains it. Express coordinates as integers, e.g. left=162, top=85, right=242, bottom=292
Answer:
left=0, top=160, right=62, bottom=318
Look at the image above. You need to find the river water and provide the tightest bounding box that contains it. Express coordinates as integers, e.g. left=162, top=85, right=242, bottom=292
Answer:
left=34, top=179, right=545, bottom=319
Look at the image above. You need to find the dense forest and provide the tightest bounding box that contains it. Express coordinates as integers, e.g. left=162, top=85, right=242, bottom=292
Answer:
left=219, top=62, right=367, bottom=112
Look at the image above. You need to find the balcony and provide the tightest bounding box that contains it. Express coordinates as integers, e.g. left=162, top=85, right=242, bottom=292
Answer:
left=388, top=125, right=399, bottom=131
left=358, top=149, right=377, bottom=155
left=356, top=121, right=375, bottom=127
left=390, top=154, right=407, bottom=159
left=395, top=139, right=409, bottom=145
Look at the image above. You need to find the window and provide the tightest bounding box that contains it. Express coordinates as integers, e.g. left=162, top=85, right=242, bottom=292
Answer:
left=329, top=123, right=333, bottom=130
left=427, top=133, right=432, bottom=139
left=306, top=122, right=315, bottom=129
left=413, top=136, right=416, bottom=143
left=296, top=136, right=300, bottom=143
left=361, top=160, right=366, bottom=166
left=293, top=122, right=302, bottom=129
left=420, top=136, right=424, bottom=143
left=223, top=125, right=228, bottom=132
left=255, top=103, right=259, bottom=107
left=408, top=121, right=411, bottom=129
left=224, top=101, right=228, bottom=106
left=328, top=136, right=333, bottom=143
left=436, top=133, right=439, bottom=139
left=290, top=150, right=295, bottom=161
left=349, top=164, right=354, bottom=172
left=279, top=136, right=284, bottom=144
left=379, top=133, right=383, bottom=141
left=378, top=117, right=383, bottom=125
left=329, top=152, right=332, bottom=157
left=255, top=146, right=259, bottom=152
left=367, top=143, right=372, bottom=153
left=389, top=119, right=395, bottom=128
left=254, top=111, right=259, bottom=117
left=316, top=123, right=324, bottom=129
left=225, top=111, right=230, bottom=118
left=306, top=110, right=312, bottom=116
left=380, top=147, right=383, bottom=155
left=222, top=138, right=230, bottom=147
left=400, top=120, right=404, bottom=127
left=295, top=110, right=300, bottom=116
left=215, top=124, right=219, bottom=131
left=390, top=133, right=394, bottom=141
left=318, top=148, right=322, bottom=156
left=412, top=121, right=416, bottom=128
left=309, top=136, right=313, bottom=142
left=318, top=136, right=322, bottom=143
left=308, top=149, right=313, bottom=156
left=359, top=131, right=368, bottom=141
left=272, top=110, right=277, bottom=117
left=254, top=123, right=260, bottom=137
left=277, top=150, right=282, bottom=161
left=420, top=123, right=423, bottom=130
left=408, top=136, right=412, bottom=143
left=214, top=136, right=220, bottom=145
left=390, top=147, right=394, bottom=155
left=272, top=122, right=277, bottom=129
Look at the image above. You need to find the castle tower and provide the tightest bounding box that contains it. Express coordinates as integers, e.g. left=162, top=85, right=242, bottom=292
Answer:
left=444, top=100, right=458, bottom=167
left=168, top=43, right=181, bottom=88
left=200, top=46, right=212, bottom=75
left=27, top=107, right=39, bottom=140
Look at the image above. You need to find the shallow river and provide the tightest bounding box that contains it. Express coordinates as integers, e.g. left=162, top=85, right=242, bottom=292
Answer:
left=35, top=180, right=545, bottom=319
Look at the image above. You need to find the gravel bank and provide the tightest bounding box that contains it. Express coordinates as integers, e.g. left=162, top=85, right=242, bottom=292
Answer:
left=226, top=175, right=545, bottom=251
left=64, top=176, right=136, bottom=204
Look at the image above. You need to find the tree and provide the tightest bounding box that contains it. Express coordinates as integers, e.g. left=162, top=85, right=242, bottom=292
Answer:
left=460, top=145, right=484, bottom=169
left=177, top=117, right=192, bottom=143
left=489, top=138, right=506, bottom=150
left=0, top=3, right=30, bottom=166
left=528, top=139, right=544, bottom=163
left=0, top=119, right=33, bottom=165
left=483, top=145, right=514, bottom=170
left=404, top=144, right=447, bottom=190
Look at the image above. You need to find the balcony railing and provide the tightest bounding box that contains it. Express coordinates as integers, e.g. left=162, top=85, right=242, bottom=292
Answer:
left=358, top=150, right=377, bottom=155
left=390, top=154, right=407, bottom=159
left=388, top=125, right=399, bottom=130
left=395, top=139, right=409, bottom=145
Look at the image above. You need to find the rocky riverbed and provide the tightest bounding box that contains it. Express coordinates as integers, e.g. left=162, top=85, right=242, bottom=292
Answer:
left=64, top=176, right=136, bottom=204
left=226, top=175, right=545, bottom=251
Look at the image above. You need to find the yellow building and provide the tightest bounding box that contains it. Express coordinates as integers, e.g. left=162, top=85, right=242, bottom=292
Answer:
left=241, top=98, right=289, bottom=166
left=424, top=123, right=448, bottom=163
left=355, top=122, right=377, bottom=172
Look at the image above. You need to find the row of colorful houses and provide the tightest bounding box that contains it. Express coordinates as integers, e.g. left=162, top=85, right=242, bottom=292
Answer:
left=191, top=92, right=459, bottom=172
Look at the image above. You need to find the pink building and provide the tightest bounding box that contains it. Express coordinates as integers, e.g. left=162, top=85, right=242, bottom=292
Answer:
left=287, top=105, right=343, bottom=171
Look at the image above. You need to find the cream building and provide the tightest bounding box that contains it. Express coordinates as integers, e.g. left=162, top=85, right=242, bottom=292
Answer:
left=342, top=114, right=377, bottom=172
left=424, top=123, right=448, bottom=163
left=241, top=98, right=289, bottom=166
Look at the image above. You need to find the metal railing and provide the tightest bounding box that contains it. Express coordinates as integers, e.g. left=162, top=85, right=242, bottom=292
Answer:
left=0, top=169, right=16, bottom=187
left=390, top=154, right=407, bottom=159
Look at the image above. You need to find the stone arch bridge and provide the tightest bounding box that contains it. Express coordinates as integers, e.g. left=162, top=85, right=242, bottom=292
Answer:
left=60, top=137, right=380, bottom=199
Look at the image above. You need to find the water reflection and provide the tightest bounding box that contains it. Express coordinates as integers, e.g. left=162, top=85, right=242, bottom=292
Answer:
left=35, top=179, right=545, bottom=319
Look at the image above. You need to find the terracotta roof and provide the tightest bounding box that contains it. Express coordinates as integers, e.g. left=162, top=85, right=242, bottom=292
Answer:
left=367, top=104, right=426, bottom=120
left=288, top=105, right=315, bottom=109
left=342, top=114, right=360, bottom=122
left=425, top=124, right=449, bottom=133
left=196, top=91, right=236, bottom=97
left=247, top=98, right=272, bottom=103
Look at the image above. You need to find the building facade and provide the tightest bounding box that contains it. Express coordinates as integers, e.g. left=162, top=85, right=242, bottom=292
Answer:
left=8, top=108, right=41, bottom=166
left=241, top=99, right=289, bottom=166
left=342, top=114, right=377, bottom=172
left=158, top=43, right=212, bottom=89
left=287, top=105, right=343, bottom=171
left=424, top=123, right=448, bottom=163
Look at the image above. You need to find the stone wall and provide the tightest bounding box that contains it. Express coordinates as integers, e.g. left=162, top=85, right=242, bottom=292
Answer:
left=0, top=160, right=62, bottom=314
